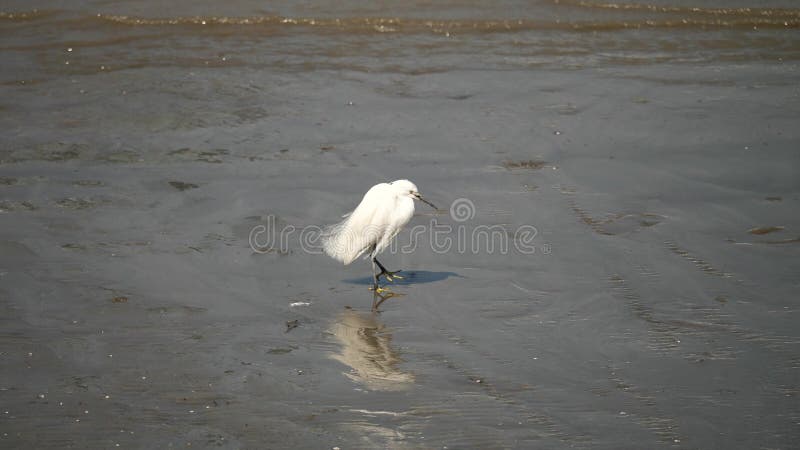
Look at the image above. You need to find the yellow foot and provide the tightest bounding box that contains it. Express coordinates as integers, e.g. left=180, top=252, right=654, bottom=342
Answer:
left=369, top=286, right=394, bottom=294
left=381, top=270, right=403, bottom=282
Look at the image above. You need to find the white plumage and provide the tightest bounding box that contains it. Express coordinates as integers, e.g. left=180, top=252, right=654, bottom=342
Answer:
left=322, top=179, right=436, bottom=293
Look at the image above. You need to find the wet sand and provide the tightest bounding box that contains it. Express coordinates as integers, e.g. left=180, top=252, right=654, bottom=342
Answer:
left=2, top=1, right=800, bottom=448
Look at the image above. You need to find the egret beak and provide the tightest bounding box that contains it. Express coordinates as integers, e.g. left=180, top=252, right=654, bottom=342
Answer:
left=415, top=194, right=437, bottom=210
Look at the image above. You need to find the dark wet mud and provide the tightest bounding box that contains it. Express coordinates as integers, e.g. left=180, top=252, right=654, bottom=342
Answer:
left=1, top=1, right=799, bottom=448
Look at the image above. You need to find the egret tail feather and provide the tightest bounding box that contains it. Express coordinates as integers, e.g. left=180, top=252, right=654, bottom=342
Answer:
left=321, top=214, right=376, bottom=265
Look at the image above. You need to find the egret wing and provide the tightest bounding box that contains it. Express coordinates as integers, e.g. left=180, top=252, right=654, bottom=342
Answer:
left=322, top=183, right=392, bottom=265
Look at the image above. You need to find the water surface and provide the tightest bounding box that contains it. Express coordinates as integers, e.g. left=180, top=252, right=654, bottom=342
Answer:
left=1, top=0, right=798, bottom=448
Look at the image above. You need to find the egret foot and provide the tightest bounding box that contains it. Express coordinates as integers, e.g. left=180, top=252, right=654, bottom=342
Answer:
left=379, top=269, right=404, bottom=282
left=373, top=257, right=403, bottom=283
left=369, top=285, right=393, bottom=294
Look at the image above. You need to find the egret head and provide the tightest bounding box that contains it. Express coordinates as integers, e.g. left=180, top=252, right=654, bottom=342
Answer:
left=390, top=179, right=437, bottom=210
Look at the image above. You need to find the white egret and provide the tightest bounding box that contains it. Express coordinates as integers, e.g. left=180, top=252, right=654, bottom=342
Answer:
left=322, top=179, right=437, bottom=293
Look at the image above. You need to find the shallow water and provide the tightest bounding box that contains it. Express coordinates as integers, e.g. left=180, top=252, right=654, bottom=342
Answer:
left=1, top=0, right=799, bottom=448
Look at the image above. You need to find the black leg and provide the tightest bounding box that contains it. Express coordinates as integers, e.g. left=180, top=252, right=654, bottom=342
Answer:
left=371, top=257, right=380, bottom=291
left=373, top=257, right=403, bottom=282
left=373, top=257, right=389, bottom=273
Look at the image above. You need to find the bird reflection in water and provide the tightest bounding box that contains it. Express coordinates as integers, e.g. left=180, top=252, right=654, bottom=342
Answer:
left=371, top=289, right=404, bottom=312
left=329, top=306, right=414, bottom=391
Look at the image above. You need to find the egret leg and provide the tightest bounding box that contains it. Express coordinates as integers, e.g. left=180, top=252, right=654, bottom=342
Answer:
left=369, top=258, right=392, bottom=293
left=371, top=258, right=380, bottom=291
left=373, top=257, right=404, bottom=282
